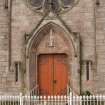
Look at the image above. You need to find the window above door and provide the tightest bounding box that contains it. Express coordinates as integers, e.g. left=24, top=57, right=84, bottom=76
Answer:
left=26, top=0, right=80, bottom=15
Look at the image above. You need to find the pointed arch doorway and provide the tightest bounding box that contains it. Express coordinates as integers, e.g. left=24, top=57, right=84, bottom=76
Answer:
left=38, top=54, right=68, bottom=96
left=26, top=22, right=76, bottom=96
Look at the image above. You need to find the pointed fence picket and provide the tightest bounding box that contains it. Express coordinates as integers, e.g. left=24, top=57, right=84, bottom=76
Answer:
left=0, top=93, right=105, bottom=105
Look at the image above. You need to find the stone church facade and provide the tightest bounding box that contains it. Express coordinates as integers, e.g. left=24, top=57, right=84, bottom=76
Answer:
left=0, top=0, right=105, bottom=95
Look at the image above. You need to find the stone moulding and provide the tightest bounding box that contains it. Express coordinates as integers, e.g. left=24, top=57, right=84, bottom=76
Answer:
left=25, top=21, right=81, bottom=94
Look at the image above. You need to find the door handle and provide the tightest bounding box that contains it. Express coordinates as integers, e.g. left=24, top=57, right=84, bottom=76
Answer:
left=53, top=80, right=57, bottom=84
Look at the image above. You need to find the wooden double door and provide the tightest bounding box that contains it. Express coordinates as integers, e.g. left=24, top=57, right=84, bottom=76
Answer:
left=38, top=54, right=68, bottom=96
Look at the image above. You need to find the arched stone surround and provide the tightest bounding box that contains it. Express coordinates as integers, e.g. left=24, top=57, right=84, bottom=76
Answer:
left=26, top=22, right=80, bottom=94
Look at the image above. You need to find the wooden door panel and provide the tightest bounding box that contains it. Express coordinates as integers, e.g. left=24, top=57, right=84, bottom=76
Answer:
left=38, top=55, right=53, bottom=95
left=54, top=55, right=68, bottom=95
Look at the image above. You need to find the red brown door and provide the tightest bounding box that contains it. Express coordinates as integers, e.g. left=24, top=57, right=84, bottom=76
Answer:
left=38, top=54, right=68, bottom=96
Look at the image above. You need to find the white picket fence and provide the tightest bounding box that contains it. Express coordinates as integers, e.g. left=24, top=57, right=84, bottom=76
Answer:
left=0, top=93, right=105, bottom=105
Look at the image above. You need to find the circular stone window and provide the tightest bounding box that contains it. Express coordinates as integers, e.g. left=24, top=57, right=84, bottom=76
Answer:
left=27, top=0, right=79, bottom=15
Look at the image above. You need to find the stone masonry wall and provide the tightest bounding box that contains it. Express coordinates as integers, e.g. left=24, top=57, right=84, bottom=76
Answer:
left=0, top=0, right=9, bottom=94
left=94, top=0, right=105, bottom=94
left=0, top=0, right=99, bottom=95
left=61, top=0, right=95, bottom=93
left=11, top=0, right=95, bottom=94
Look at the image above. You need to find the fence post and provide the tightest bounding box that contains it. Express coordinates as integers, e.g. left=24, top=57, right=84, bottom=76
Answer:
left=20, top=93, right=23, bottom=105
left=79, top=96, right=82, bottom=105
left=44, top=96, right=46, bottom=105
left=68, top=92, right=72, bottom=105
